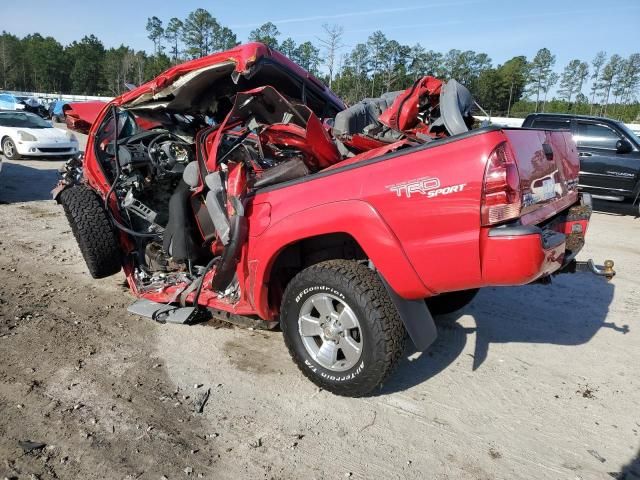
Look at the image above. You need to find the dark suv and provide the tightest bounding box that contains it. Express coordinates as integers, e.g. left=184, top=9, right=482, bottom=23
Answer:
left=522, top=113, right=640, bottom=203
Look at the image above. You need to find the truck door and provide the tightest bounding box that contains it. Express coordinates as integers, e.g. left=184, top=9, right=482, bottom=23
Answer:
left=573, top=119, right=639, bottom=198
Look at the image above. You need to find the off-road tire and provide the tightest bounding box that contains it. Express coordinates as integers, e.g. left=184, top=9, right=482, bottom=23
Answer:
left=426, top=288, right=479, bottom=316
left=280, top=260, right=406, bottom=397
left=59, top=185, right=121, bottom=278
left=2, top=137, right=21, bottom=160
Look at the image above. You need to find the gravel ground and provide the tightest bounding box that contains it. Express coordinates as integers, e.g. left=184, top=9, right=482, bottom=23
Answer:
left=0, top=128, right=638, bottom=479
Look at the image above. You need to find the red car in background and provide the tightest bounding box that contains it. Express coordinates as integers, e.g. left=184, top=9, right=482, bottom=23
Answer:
left=62, top=101, right=105, bottom=134
left=54, top=43, right=609, bottom=396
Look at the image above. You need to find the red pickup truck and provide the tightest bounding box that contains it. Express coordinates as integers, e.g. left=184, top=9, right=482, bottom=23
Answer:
left=55, top=43, right=607, bottom=396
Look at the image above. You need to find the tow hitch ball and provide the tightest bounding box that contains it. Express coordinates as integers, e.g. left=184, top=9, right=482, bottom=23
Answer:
left=574, top=259, right=616, bottom=280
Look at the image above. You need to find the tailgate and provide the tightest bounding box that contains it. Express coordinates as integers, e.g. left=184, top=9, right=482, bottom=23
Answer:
left=503, top=129, right=580, bottom=225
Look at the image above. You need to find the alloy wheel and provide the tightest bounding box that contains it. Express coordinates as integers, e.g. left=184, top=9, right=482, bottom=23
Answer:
left=297, top=293, right=363, bottom=372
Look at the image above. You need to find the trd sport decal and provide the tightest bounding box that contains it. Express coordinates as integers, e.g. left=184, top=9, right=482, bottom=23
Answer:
left=387, top=177, right=467, bottom=199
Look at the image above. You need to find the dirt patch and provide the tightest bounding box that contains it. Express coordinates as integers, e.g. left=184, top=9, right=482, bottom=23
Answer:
left=18, top=203, right=58, bottom=218
left=0, top=251, right=219, bottom=479
left=222, top=338, right=280, bottom=375
left=576, top=383, right=598, bottom=399
left=489, top=447, right=502, bottom=459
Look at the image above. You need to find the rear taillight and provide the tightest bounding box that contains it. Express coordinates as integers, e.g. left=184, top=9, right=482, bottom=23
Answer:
left=481, top=142, right=521, bottom=226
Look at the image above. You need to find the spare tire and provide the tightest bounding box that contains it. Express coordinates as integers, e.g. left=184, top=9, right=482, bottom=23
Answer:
left=59, top=185, right=122, bottom=278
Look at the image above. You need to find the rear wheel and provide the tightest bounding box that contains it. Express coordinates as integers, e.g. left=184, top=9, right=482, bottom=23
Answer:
left=59, top=185, right=122, bottom=278
left=2, top=137, right=21, bottom=160
left=426, top=288, right=479, bottom=316
left=280, top=260, right=405, bottom=397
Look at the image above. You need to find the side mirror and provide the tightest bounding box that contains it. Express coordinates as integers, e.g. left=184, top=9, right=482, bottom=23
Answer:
left=616, top=138, right=633, bottom=154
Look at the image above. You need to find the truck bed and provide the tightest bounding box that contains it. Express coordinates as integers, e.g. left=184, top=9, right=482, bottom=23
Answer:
left=248, top=126, right=584, bottom=309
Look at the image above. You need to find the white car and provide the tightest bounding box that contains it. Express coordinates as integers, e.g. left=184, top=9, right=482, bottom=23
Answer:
left=0, top=111, right=79, bottom=160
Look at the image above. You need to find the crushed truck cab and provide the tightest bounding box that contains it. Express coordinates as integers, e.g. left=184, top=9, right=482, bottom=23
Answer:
left=54, top=42, right=607, bottom=397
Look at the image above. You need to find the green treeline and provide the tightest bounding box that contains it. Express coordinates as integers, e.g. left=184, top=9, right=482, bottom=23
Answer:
left=1, top=9, right=638, bottom=121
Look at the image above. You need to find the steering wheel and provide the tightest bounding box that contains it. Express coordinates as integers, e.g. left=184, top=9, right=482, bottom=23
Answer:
left=147, top=132, right=193, bottom=174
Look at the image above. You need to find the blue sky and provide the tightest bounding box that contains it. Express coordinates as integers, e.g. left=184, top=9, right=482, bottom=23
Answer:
left=2, top=0, right=639, bottom=70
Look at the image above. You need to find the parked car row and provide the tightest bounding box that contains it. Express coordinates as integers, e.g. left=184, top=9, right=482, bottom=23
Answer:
left=0, top=92, right=79, bottom=123
left=0, top=111, right=79, bottom=160
left=0, top=92, right=51, bottom=117
left=0, top=93, right=108, bottom=161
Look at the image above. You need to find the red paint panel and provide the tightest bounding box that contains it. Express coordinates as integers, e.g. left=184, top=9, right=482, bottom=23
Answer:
left=480, top=230, right=565, bottom=285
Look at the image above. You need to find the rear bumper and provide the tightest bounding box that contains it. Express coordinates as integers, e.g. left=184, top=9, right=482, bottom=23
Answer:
left=480, top=195, right=591, bottom=285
